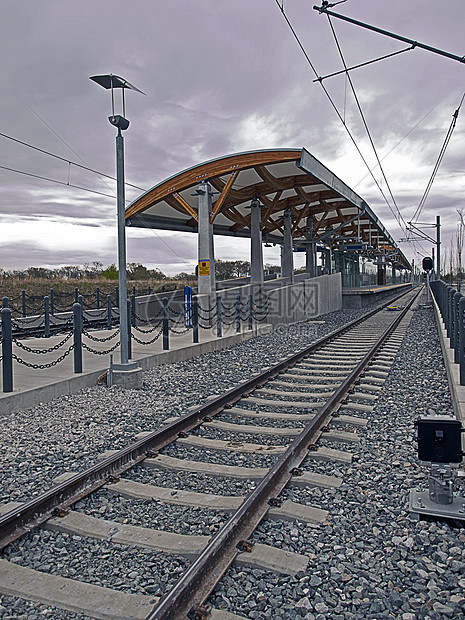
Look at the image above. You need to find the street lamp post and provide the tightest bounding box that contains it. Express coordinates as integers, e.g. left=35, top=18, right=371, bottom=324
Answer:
left=90, top=74, right=145, bottom=370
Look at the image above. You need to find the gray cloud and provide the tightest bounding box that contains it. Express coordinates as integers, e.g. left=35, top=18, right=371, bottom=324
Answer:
left=0, top=0, right=463, bottom=274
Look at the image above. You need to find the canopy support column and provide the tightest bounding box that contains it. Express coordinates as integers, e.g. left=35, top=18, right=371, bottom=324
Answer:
left=197, top=181, right=216, bottom=297
left=250, top=198, right=264, bottom=286
left=282, top=208, right=294, bottom=283
left=305, top=215, right=316, bottom=277
left=377, top=264, right=386, bottom=286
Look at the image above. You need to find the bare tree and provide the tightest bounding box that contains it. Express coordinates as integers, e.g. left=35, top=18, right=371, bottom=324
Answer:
left=456, top=209, right=465, bottom=290
left=441, top=246, right=449, bottom=282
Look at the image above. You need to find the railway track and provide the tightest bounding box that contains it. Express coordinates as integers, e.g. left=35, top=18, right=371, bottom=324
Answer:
left=0, top=285, right=421, bottom=619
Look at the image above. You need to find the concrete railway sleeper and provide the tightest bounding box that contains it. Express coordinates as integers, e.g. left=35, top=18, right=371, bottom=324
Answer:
left=0, top=286, right=421, bottom=619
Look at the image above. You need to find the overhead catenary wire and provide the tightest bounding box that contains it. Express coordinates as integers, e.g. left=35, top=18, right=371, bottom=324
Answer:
left=0, top=130, right=146, bottom=192
left=273, top=0, right=408, bottom=236
left=0, top=160, right=195, bottom=266
left=0, top=107, right=201, bottom=271
left=410, top=93, right=465, bottom=224
left=26, top=104, right=146, bottom=202
left=0, top=164, right=119, bottom=200
left=326, top=14, right=408, bottom=233
left=353, top=102, right=440, bottom=188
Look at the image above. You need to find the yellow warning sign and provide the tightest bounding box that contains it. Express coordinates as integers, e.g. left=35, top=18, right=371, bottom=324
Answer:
left=198, top=260, right=210, bottom=276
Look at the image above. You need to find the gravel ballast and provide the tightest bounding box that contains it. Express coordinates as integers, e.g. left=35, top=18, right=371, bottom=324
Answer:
left=2, top=290, right=463, bottom=619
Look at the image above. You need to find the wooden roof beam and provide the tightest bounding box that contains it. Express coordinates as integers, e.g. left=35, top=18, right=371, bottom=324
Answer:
left=210, top=171, right=238, bottom=223
left=166, top=194, right=198, bottom=222
left=292, top=204, right=309, bottom=235
left=262, top=191, right=283, bottom=224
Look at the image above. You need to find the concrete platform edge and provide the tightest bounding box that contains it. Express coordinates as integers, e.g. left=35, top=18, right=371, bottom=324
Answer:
left=432, top=295, right=465, bottom=426
left=0, top=326, right=271, bottom=416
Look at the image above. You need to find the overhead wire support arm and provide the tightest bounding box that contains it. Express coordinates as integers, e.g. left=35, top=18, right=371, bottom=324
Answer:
left=405, top=222, right=436, bottom=244
left=314, top=45, right=414, bottom=82
left=313, top=4, right=465, bottom=65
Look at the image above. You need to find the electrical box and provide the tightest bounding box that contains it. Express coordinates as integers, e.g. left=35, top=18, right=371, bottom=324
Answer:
left=415, top=416, right=463, bottom=463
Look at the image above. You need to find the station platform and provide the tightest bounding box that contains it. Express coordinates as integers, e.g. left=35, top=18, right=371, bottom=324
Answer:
left=0, top=323, right=271, bottom=416
left=342, top=283, right=413, bottom=308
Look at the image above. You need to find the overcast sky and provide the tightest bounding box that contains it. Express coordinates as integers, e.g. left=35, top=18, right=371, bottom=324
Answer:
left=1, top=0, right=464, bottom=275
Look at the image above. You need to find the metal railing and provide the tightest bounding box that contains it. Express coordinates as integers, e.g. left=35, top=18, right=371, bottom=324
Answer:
left=2, top=284, right=183, bottom=318
left=430, top=280, right=465, bottom=385
left=1, top=293, right=268, bottom=393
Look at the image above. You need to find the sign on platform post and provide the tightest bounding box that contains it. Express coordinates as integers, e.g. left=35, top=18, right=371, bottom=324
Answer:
left=184, top=286, right=193, bottom=327
left=198, top=260, right=210, bottom=276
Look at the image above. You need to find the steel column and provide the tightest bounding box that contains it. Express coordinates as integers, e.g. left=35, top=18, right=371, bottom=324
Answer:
left=197, top=181, right=216, bottom=297
left=282, top=209, right=294, bottom=282
left=250, top=198, right=264, bottom=285
left=116, top=130, right=129, bottom=365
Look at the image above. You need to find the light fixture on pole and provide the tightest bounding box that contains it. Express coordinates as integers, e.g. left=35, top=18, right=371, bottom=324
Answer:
left=90, top=74, right=145, bottom=372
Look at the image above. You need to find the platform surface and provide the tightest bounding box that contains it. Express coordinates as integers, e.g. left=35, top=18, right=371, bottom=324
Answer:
left=0, top=323, right=270, bottom=415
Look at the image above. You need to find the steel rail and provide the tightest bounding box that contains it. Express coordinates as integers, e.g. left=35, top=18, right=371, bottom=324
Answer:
left=147, top=286, right=422, bottom=619
left=0, top=285, right=416, bottom=551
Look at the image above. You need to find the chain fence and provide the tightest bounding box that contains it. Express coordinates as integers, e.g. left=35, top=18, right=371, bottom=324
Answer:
left=1, top=292, right=270, bottom=392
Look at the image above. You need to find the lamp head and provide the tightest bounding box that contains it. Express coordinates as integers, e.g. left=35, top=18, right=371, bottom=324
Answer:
left=108, top=115, right=130, bottom=131
left=90, top=74, right=145, bottom=129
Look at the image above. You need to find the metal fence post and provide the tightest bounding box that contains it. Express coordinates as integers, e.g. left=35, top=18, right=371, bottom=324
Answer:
left=446, top=286, right=455, bottom=324
left=1, top=307, right=13, bottom=392
left=78, top=295, right=83, bottom=330
left=216, top=295, right=222, bottom=338
left=50, top=288, right=54, bottom=315
left=235, top=294, right=241, bottom=333
left=447, top=288, right=455, bottom=338
left=460, top=297, right=465, bottom=386
left=73, top=302, right=82, bottom=374
left=21, top=290, right=26, bottom=317
left=96, top=287, right=100, bottom=309
left=127, top=299, right=132, bottom=359
left=107, top=294, right=113, bottom=330
left=74, top=287, right=79, bottom=304
left=131, top=292, right=136, bottom=327
left=162, top=297, right=169, bottom=350
left=248, top=294, right=253, bottom=331
left=192, top=297, right=199, bottom=343
left=441, top=282, right=446, bottom=316
left=451, top=292, right=457, bottom=349
left=148, top=285, right=152, bottom=295
left=454, top=292, right=462, bottom=363
left=44, top=296, right=50, bottom=338
left=2, top=297, right=8, bottom=308
left=439, top=282, right=444, bottom=315
left=115, top=286, right=119, bottom=307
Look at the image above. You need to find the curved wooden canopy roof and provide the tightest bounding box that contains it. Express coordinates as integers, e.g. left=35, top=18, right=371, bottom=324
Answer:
left=126, top=148, right=410, bottom=269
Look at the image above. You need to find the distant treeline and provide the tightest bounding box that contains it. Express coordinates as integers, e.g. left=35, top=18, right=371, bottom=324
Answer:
left=0, top=260, right=282, bottom=283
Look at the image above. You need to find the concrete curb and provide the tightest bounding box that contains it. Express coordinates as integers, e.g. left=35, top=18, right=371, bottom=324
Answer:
left=0, top=326, right=272, bottom=416
left=432, top=295, right=465, bottom=425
